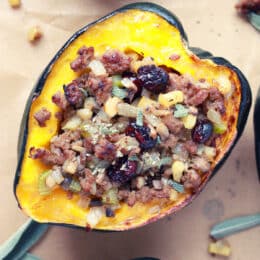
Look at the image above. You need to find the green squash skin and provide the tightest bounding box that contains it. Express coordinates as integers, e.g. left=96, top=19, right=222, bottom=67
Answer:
left=254, top=87, right=260, bottom=181
left=14, top=2, right=252, bottom=230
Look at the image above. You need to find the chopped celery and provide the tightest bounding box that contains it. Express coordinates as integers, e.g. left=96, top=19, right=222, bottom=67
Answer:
left=214, top=122, right=227, bottom=134
left=38, top=170, right=52, bottom=195
left=174, top=104, right=188, bottom=118
left=112, top=75, right=123, bottom=87
left=69, top=180, right=81, bottom=193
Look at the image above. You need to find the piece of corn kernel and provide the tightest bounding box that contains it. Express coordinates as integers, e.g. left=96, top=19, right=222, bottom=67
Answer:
left=171, top=160, right=185, bottom=182
left=138, top=96, right=157, bottom=109
left=9, top=0, right=21, bottom=8
left=28, top=26, right=42, bottom=43
left=104, top=96, right=122, bottom=118
left=182, top=114, right=197, bottom=129
left=158, top=90, right=184, bottom=108
left=208, top=240, right=231, bottom=257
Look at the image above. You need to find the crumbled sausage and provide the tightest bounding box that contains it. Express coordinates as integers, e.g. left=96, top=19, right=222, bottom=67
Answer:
left=161, top=114, right=183, bottom=134
left=70, top=46, right=94, bottom=72
left=52, top=91, right=69, bottom=110
left=127, top=191, right=136, bottom=207
left=64, top=83, right=85, bottom=108
left=167, top=72, right=190, bottom=92
left=101, top=50, right=132, bottom=74
left=29, top=147, right=65, bottom=165
left=184, top=140, right=198, bottom=155
left=186, top=87, right=208, bottom=106
left=162, top=134, right=178, bottom=149
left=83, top=138, right=94, bottom=153
left=181, top=169, right=201, bottom=190
left=191, top=156, right=211, bottom=173
left=204, top=87, right=226, bottom=114
left=33, top=107, right=51, bottom=127
left=167, top=73, right=209, bottom=106
left=87, top=73, right=112, bottom=105
left=136, top=186, right=153, bottom=203
left=94, top=138, right=116, bottom=161
left=80, top=169, right=97, bottom=195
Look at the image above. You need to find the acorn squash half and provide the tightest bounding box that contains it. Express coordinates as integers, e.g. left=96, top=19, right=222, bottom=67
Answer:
left=14, top=2, right=251, bottom=231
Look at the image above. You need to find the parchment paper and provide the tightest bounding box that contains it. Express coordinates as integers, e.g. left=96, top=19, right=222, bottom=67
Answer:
left=0, top=0, right=259, bottom=259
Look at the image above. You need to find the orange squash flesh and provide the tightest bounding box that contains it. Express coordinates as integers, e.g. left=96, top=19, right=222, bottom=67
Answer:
left=16, top=9, right=241, bottom=230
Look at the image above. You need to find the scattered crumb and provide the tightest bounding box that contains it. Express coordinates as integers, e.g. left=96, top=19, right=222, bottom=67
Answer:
left=27, top=26, right=42, bottom=44
left=8, top=0, right=21, bottom=9
left=208, top=239, right=231, bottom=257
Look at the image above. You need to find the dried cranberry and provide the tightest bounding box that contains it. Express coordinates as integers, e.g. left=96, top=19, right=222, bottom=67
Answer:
left=107, top=158, right=138, bottom=184
left=125, top=123, right=157, bottom=150
left=63, top=83, right=84, bottom=108
left=192, top=120, right=213, bottom=144
left=136, top=65, right=169, bottom=93
left=61, top=176, right=72, bottom=191
left=146, top=175, right=154, bottom=188
left=89, top=199, right=103, bottom=207
left=122, top=71, right=137, bottom=79
left=105, top=207, right=115, bottom=217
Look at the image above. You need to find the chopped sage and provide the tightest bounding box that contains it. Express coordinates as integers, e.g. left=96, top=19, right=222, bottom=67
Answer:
left=174, top=104, right=189, bottom=118
left=168, top=179, right=185, bottom=193
left=136, top=109, right=143, bottom=126
left=112, top=86, right=128, bottom=99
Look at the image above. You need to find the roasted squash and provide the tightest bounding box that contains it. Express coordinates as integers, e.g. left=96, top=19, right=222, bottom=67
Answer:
left=14, top=2, right=251, bottom=231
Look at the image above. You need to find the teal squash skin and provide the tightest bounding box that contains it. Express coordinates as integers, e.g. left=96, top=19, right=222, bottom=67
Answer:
left=254, top=87, right=260, bottom=180
left=14, top=2, right=252, bottom=230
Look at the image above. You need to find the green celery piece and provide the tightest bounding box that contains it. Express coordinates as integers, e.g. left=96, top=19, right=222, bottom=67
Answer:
left=210, top=213, right=260, bottom=240
left=112, top=86, right=128, bottom=99
left=0, top=219, right=48, bottom=260
left=248, top=12, right=260, bottom=31
left=38, top=171, right=52, bottom=195
left=112, top=75, right=123, bottom=87
left=213, top=122, right=227, bottom=134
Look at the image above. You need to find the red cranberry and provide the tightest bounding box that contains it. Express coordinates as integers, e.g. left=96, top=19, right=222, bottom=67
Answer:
left=125, top=123, right=157, bottom=150
left=107, top=158, right=138, bottom=184
left=192, top=120, right=213, bottom=144
left=136, top=65, right=169, bottom=93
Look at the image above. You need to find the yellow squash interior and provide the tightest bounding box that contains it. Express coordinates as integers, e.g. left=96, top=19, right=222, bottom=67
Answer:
left=16, top=9, right=241, bottom=230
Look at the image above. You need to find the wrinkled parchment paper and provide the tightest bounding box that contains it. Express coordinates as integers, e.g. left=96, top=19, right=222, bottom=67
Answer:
left=0, top=0, right=259, bottom=259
